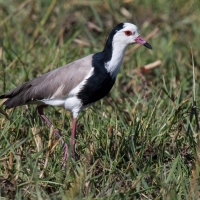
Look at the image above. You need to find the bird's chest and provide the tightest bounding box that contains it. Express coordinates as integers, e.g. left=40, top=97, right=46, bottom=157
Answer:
left=77, top=69, right=115, bottom=106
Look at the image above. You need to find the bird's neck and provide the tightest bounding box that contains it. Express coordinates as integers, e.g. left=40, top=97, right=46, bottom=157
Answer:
left=104, top=41, right=127, bottom=78
left=93, top=39, right=127, bottom=78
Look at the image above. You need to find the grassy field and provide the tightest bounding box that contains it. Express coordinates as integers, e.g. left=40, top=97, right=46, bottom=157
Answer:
left=1, top=0, right=200, bottom=199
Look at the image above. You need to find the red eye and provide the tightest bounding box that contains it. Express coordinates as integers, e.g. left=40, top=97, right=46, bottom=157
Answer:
left=124, top=31, right=132, bottom=36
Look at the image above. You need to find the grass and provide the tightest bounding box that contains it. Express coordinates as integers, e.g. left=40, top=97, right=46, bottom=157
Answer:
left=0, top=0, right=200, bottom=199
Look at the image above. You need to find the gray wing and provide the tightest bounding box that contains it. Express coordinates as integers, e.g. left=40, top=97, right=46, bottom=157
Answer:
left=0, top=54, right=94, bottom=108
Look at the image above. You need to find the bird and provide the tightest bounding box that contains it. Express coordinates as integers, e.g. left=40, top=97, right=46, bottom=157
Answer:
left=0, top=22, right=152, bottom=162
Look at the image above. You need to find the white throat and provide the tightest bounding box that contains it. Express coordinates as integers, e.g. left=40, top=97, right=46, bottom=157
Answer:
left=104, top=42, right=127, bottom=78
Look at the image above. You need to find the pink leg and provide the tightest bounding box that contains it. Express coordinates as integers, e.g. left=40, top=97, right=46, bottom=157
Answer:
left=70, top=118, right=77, bottom=159
left=37, top=105, right=69, bottom=162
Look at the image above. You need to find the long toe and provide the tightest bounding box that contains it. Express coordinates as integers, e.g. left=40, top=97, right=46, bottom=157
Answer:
left=63, top=143, right=69, bottom=160
left=61, top=143, right=69, bottom=167
left=53, top=129, right=69, bottom=161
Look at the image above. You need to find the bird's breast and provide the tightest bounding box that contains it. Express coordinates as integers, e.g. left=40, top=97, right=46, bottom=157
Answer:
left=77, top=68, right=116, bottom=106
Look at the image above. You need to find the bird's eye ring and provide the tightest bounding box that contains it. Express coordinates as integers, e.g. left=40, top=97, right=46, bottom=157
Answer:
left=124, top=31, right=132, bottom=36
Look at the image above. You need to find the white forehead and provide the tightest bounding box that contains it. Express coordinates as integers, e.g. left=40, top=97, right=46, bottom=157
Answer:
left=122, top=23, right=138, bottom=32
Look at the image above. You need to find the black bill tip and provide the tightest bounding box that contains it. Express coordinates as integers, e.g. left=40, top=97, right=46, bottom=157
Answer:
left=144, top=42, right=152, bottom=50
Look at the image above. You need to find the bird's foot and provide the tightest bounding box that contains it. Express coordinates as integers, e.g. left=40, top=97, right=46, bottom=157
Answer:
left=53, top=129, right=69, bottom=166
left=61, top=143, right=69, bottom=167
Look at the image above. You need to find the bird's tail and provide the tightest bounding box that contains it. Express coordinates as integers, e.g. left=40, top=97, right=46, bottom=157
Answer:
left=0, top=83, right=31, bottom=109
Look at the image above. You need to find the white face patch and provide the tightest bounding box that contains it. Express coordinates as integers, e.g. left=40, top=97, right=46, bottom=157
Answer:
left=104, top=23, right=139, bottom=78
left=123, top=23, right=138, bottom=33
left=115, top=23, right=140, bottom=45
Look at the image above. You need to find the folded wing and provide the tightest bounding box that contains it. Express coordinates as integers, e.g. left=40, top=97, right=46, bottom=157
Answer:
left=0, top=54, right=93, bottom=108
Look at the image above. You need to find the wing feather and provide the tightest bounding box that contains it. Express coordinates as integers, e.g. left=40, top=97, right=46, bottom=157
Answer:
left=0, top=54, right=93, bottom=108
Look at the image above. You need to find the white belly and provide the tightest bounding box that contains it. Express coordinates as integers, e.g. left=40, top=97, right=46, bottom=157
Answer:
left=40, top=96, right=82, bottom=118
